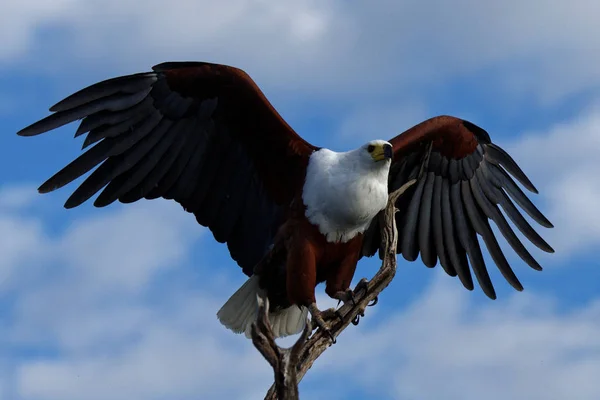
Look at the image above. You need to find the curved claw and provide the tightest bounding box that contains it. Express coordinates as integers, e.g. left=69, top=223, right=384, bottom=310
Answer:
left=368, top=296, right=378, bottom=307
left=324, top=328, right=336, bottom=344
left=354, top=277, right=370, bottom=294
left=312, top=317, right=337, bottom=343
left=332, top=289, right=357, bottom=307
left=352, top=315, right=361, bottom=325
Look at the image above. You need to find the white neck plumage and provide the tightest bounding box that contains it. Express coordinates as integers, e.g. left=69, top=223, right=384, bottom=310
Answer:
left=301, top=146, right=391, bottom=243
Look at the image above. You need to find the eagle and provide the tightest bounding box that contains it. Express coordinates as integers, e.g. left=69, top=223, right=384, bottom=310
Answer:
left=17, top=61, right=554, bottom=339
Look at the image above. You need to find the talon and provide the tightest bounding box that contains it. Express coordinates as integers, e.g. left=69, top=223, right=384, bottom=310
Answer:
left=325, top=328, right=336, bottom=344
left=368, top=296, right=378, bottom=307
left=352, top=307, right=366, bottom=325
left=332, top=289, right=357, bottom=307
left=354, top=277, right=369, bottom=294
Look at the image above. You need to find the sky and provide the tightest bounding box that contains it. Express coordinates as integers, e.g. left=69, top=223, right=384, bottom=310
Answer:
left=1, top=1, right=600, bottom=399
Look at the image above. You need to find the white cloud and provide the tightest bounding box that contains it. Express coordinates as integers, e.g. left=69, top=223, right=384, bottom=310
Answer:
left=58, top=202, right=202, bottom=292
left=336, top=102, right=428, bottom=149
left=15, top=298, right=272, bottom=400
left=3, top=0, right=600, bottom=104
left=0, top=0, right=77, bottom=60
left=0, top=184, right=39, bottom=209
left=0, top=191, right=274, bottom=399
left=506, top=103, right=600, bottom=257
left=0, top=186, right=47, bottom=290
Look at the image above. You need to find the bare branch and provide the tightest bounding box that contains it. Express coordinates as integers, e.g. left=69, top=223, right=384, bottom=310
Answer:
left=258, top=178, right=416, bottom=399
left=251, top=293, right=312, bottom=400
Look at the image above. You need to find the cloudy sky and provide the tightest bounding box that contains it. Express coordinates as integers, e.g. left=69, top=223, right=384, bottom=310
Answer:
left=1, top=1, right=600, bottom=399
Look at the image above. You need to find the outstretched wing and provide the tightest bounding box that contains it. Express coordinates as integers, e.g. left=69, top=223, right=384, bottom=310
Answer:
left=362, top=115, right=554, bottom=299
left=18, top=61, right=318, bottom=276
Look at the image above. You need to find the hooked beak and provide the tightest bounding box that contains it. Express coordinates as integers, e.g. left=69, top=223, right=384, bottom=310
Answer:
left=372, top=143, right=393, bottom=162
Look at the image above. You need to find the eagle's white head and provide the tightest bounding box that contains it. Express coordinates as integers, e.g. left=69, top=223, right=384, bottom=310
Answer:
left=358, top=139, right=394, bottom=167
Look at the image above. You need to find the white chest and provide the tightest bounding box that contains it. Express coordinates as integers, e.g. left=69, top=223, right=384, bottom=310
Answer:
left=301, top=148, right=390, bottom=243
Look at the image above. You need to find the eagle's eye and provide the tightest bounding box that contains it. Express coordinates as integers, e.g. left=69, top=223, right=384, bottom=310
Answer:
left=367, top=144, right=375, bottom=153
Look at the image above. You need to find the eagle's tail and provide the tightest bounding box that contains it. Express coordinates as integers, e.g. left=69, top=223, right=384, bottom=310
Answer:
left=217, top=275, right=308, bottom=338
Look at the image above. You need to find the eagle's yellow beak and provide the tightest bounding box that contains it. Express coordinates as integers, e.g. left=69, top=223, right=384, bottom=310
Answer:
left=370, top=143, right=393, bottom=162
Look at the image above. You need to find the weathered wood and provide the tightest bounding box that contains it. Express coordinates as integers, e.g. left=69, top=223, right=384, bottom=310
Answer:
left=250, top=294, right=311, bottom=400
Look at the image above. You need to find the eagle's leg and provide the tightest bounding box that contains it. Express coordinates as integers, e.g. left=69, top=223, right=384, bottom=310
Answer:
left=325, top=250, right=360, bottom=308
left=284, top=233, right=339, bottom=342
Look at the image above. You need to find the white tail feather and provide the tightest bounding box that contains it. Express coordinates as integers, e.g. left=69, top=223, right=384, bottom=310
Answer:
left=217, top=275, right=308, bottom=338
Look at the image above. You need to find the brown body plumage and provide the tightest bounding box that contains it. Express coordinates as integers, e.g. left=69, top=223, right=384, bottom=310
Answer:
left=255, top=198, right=364, bottom=311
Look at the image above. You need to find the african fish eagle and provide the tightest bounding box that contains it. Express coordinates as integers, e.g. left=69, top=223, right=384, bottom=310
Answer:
left=17, top=61, right=554, bottom=339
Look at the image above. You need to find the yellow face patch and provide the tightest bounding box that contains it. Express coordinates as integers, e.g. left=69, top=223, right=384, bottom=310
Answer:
left=369, top=143, right=393, bottom=162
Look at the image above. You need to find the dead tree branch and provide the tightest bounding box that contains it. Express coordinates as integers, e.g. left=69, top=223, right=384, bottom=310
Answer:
left=255, top=179, right=416, bottom=400
left=250, top=294, right=312, bottom=400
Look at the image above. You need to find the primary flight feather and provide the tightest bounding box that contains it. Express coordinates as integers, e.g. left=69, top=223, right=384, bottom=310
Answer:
left=18, top=61, right=554, bottom=339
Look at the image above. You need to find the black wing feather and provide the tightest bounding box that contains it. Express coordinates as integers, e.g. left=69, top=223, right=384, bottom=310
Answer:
left=432, top=174, right=455, bottom=276
left=400, top=176, right=427, bottom=261
left=485, top=143, right=537, bottom=193
left=418, top=172, right=436, bottom=267
left=94, top=118, right=187, bottom=206
left=49, top=74, right=157, bottom=112
left=119, top=118, right=198, bottom=203
left=82, top=102, right=155, bottom=148
left=71, top=116, right=170, bottom=208
left=442, top=179, right=473, bottom=290
left=473, top=169, right=544, bottom=271
left=20, top=89, right=152, bottom=137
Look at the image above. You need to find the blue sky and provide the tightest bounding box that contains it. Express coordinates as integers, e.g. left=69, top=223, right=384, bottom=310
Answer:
left=1, top=1, right=599, bottom=399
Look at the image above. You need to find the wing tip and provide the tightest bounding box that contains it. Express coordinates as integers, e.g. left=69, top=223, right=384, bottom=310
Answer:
left=93, top=195, right=112, bottom=208
left=401, top=252, right=419, bottom=262
left=538, top=216, right=554, bottom=229
left=481, top=282, right=498, bottom=300
left=16, top=128, right=31, bottom=137
left=63, top=199, right=79, bottom=209
left=37, top=181, right=55, bottom=194
left=461, top=280, right=475, bottom=292
left=64, top=191, right=87, bottom=209
left=48, top=103, right=62, bottom=113
left=17, top=123, right=45, bottom=137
